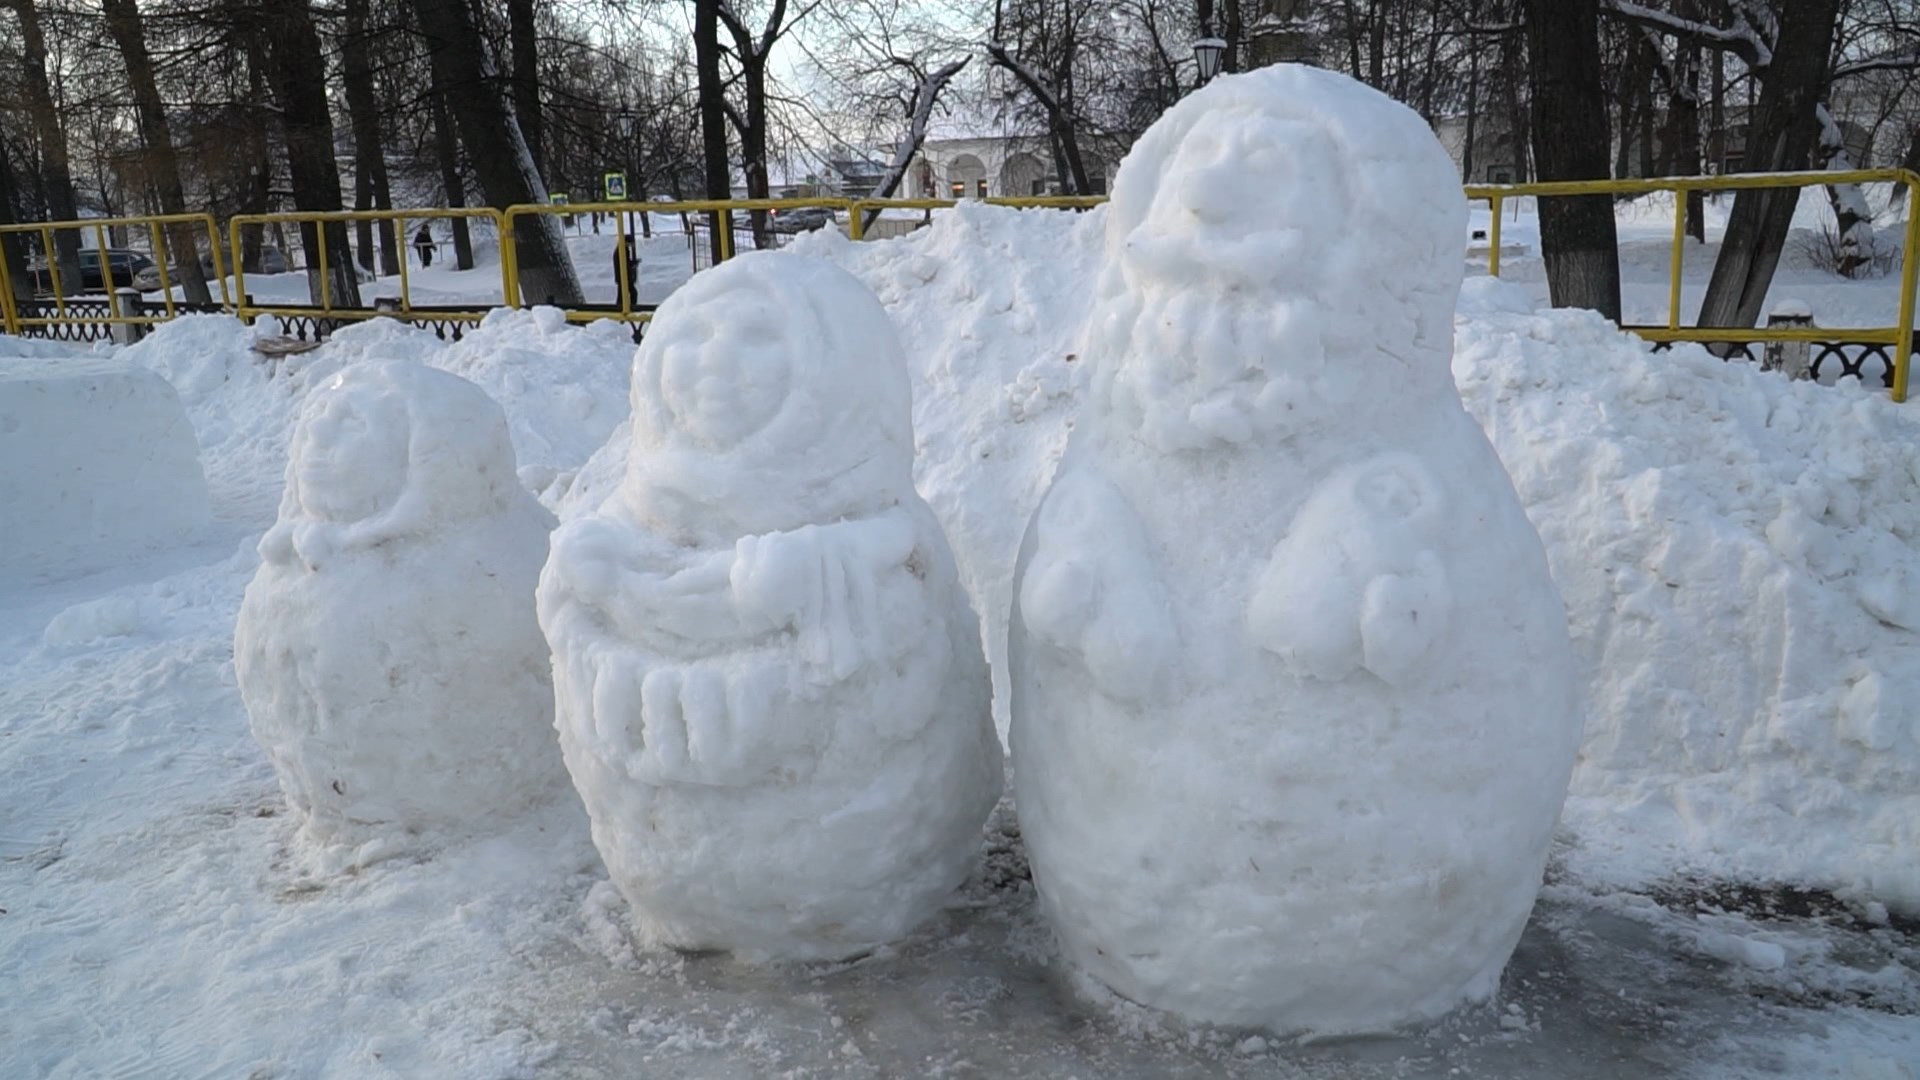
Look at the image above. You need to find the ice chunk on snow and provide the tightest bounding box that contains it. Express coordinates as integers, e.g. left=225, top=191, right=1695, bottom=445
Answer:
left=1009, top=64, right=1582, bottom=1036
left=538, top=253, right=1002, bottom=961
left=234, top=361, right=566, bottom=851
left=0, top=356, right=210, bottom=582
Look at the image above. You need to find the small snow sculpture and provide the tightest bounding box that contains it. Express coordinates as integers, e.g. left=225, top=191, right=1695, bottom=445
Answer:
left=235, top=361, right=565, bottom=851
left=1008, top=65, right=1583, bottom=1035
left=537, top=253, right=1002, bottom=961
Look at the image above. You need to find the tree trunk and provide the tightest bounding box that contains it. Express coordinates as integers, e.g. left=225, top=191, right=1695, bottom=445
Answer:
left=259, top=0, right=362, bottom=307
left=745, top=70, right=773, bottom=249
left=1523, top=0, right=1621, bottom=320
left=430, top=80, right=475, bottom=271
left=1697, top=0, right=1842, bottom=331
left=1222, top=0, right=1244, bottom=73
left=508, top=0, right=544, bottom=177
left=1462, top=41, right=1480, bottom=182
left=0, top=137, right=30, bottom=303
left=100, top=0, right=214, bottom=303
left=412, top=0, right=579, bottom=303
left=342, top=0, right=399, bottom=277
left=695, top=0, right=730, bottom=266
left=7, top=0, right=83, bottom=293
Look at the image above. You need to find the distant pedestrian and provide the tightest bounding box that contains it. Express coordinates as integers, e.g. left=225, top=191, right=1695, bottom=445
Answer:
left=414, top=225, right=434, bottom=267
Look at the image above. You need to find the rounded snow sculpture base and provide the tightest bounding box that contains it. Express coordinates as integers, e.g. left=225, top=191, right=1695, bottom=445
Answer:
left=1007, top=65, right=1583, bottom=1036
left=0, top=357, right=209, bottom=581
left=235, top=361, right=566, bottom=852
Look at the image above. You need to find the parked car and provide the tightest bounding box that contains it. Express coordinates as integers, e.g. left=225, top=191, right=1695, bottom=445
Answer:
left=132, top=245, right=293, bottom=293
left=27, top=249, right=157, bottom=295
left=771, top=206, right=837, bottom=234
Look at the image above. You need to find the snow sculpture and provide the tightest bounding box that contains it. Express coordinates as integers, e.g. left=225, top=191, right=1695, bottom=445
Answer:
left=235, top=361, right=566, bottom=851
left=1008, top=65, right=1583, bottom=1034
left=537, top=253, right=1002, bottom=961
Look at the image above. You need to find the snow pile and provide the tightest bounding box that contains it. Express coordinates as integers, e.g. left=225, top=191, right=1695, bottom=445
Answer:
left=119, top=315, right=325, bottom=520
left=323, top=307, right=634, bottom=490
left=1453, top=277, right=1920, bottom=911
left=794, top=199, right=1106, bottom=735
left=0, top=355, right=211, bottom=581
left=235, top=361, right=566, bottom=856
left=113, top=309, right=633, bottom=523
left=539, top=254, right=1001, bottom=960
left=1006, top=65, right=1581, bottom=1035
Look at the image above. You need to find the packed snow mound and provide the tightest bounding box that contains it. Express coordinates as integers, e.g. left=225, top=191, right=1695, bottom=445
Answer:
left=794, top=199, right=1105, bottom=737
left=539, top=253, right=1002, bottom=960
left=235, top=360, right=567, bottom=855
left=323, top=307, right=634, bottom=491
left=0, top=355, right=211, bottom=582
left=1454, top=277, right=1920, bottom=913
left=1008, top=65, right=1582, bottom=1035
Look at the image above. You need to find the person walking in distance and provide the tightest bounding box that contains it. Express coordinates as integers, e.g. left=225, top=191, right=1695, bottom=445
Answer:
left=414, top=225, right=435, bottom=268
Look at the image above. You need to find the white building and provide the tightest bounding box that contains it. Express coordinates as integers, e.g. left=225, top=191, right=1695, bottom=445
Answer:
left=904, top=136, right=1122, bottom=198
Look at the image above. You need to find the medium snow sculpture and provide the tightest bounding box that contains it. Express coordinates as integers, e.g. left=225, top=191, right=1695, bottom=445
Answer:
left=537, top=253, right=1002, bottom=961
left=1008, top=65, right=1583, bottom=1034
left=235, top=361, right=565, bottom=851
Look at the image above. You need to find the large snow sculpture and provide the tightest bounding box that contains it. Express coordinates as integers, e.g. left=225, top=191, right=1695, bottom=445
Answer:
left=537, top=253, right=1002, bottom=961
left=235, top=361, right=566, bottom=850
left=1008, top=65, right=1583, bottom=1034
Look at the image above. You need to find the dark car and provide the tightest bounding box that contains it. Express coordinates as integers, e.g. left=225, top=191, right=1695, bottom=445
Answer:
left=28, top=249, right=157, bottom=295
left=771, top=206, right=837, bottom=234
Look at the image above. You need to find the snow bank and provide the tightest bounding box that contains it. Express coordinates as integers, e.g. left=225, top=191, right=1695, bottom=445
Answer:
left=117, top=309, right=634, bottom=523
left=323, top=307, right=634, bottom=488
left=0, top=355, right=211, bottom=581
left=1453, top=278, right=1920, bottom=911
left=794, top=202, right=1105, bottom=736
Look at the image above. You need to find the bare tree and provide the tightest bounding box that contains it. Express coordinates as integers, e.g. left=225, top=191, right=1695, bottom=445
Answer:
left=5, top=0, right=84, bottom=293
left=259, top=0, right=363, bottom=306
left=412, top=0, right=581, bottom=304
left=98, top=0, right=215, bottom=303
left=1524, top=0, right=1621, bottom=320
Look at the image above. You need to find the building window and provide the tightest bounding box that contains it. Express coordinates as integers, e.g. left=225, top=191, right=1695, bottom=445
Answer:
left=950, top=181, right=966, bottom=198
left=976, top=179, right=988, bottom=198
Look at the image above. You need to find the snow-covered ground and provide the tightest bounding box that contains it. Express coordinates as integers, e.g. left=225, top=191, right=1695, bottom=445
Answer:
left=3, top=202, right=1918, bottom=1077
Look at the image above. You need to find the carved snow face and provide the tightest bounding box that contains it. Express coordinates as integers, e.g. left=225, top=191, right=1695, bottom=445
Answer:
left=293, top=383, right=409, bottom=523
left=1123, top=108, right=1352, bottom=291
left=650, top=294, right=795, bottom=450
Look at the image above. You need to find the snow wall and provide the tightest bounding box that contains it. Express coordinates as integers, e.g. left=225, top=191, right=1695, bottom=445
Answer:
left=0, top=353, right=210, bottom=581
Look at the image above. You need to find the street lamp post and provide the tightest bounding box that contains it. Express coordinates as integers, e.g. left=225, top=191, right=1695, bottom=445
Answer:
left=1193, top=31, right=1228, bottom=88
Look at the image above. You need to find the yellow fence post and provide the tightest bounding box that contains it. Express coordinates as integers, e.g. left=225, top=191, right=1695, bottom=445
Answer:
left=395, top=213, right=413, bottom=315
left=848, top=200, right=865, bottom=241
left=41, top=226, right=66, bottom=317
left=1668, top=193, right=1687, bottom=330
left=1488, top=195, right=1504, bottom=278
left=316, top=222, right=332, bottom=313
left=1894, top=171, right=1920, bottom=404
left=0, top=246, right=18, bottom=336
left=96, top=224, right=123, bottom=323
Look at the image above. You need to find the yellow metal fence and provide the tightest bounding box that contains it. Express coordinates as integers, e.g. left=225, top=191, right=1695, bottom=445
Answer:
left=3, top=182, right=1912, bottom=400
left=1466, top=167, right=1919, bottom=402
left=0, top=212, right=229, bottom=336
